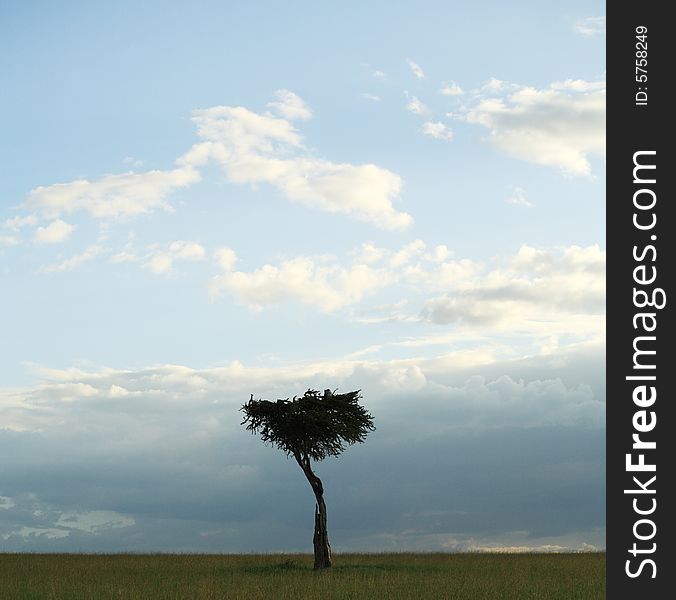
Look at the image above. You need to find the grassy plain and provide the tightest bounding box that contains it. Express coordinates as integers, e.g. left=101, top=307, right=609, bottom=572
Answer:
left=0, top=552, right=605, bottom=599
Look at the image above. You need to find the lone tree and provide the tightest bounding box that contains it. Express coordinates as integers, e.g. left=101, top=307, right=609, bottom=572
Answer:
left=241, top=388, right=375, bottom=569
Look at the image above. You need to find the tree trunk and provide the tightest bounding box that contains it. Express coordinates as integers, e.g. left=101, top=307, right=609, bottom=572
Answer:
left=295, top=453, right=332, bottom=569
left=312, top=491, right=331, bottom=569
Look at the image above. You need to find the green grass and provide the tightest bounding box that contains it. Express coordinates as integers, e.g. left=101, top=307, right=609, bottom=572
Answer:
left=0, top=552, right=605, bottom=600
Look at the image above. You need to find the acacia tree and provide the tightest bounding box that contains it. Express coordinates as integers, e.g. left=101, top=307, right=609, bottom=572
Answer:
left=241, top=388, right=375, bottom=569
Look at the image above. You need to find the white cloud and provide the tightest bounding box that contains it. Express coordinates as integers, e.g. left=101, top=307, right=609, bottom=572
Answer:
left=440, top=82, right=463, bottom=96
left=144, top=241, right=206, bottom=275
left=354, top=242, right=387, bottom=265
left=38, top=245, right=102, bottom=273
left=421, top=244, right=605, bottom=330
left=17, top=91, right=408, bottom=232
left=480, top=77, right=509, bottom=93
left=210, top=255, right=393, bottom=313
left=406, top=58, right=425, bottom=79
left=109, top=384, right=130, bottom=397
left=402, top=257, right=481, bottom=292
left=506, top=186, right=533, bottom=208
left=267, top=89, right=312, bottom=121
left=1, top=346, right=604, bottom=438
left=373, top=70, right=386, bottom=79
left=205, top=241, right=604, bottom=352
left=213, top=246, right=238, bottom=271
left=3, top=215, right=38, bottom=231
left=573, top=16, right=605, bottom=37
left=433, top=245, right=451, bottom=262
left=461, top=79, right=605, bottom=175
left=33, top=219, right=76, bottom=244
left=422, top=121, right=453, bottom=141
left=345, top=240, right=478, bottom=295
left=24, top=167, right=201, bottom=220
left=362, top=93, right=382, bottom=102
left=405, top=93, right=429, bottom=116
left=207, top=239, right=478, bottom=314
left=389, top=239, right=426, bottom=267
left=169, top=241, right=205, bottom=260
left=179, top=95, right=411, bottom=230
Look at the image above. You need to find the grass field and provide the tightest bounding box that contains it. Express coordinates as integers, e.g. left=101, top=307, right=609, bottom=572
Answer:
left=0, top=552, right=605, bottom=599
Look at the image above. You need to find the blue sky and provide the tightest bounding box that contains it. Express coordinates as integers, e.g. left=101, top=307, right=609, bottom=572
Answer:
left=1, top=1, right=605, bottom=552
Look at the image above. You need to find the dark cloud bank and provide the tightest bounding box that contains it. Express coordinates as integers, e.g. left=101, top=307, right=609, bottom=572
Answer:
left=0, top=348, right=604, bottom=552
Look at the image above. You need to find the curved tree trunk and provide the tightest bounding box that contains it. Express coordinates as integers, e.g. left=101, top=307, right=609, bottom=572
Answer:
left=312, top=490, right=331, bottom=569
left=294, top=453, right=332, bottom=569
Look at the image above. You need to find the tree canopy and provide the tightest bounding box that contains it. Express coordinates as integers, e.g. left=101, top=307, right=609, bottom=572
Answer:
left=241, top=389, right=375, bottom=462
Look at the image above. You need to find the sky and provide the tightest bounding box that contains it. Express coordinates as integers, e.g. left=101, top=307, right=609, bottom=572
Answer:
left=0, top=1, right=605, bottom=552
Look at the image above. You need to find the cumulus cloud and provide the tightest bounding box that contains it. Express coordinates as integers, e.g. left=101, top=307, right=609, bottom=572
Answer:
left=481, top=77, right=510, bottom=93
left=401, top=257, right=481, bottom=291
left=267, top=89, right=312, bottom=120
left=203, top=239, right=605, bottom=340
left=573, top=16, right=605, bottom=37
left=362, top=93, right=382, bottom=102
left=14, top=91, right=410, bottom=232
left=460, top=79, right=605, bottom=175
left=406, top=58, right=425, bottom=79
left=179, top=93, right=411, bottom=230
left=24, top=167, right=201, bottom=220
left=206, top=239, right=481, bottom=314
left=353, top=242, right=387, bottom=264
left=421, top=244, right=605, bottom=329
left=213, top=246, right=238, bottom=271
left=33, top=219, right=76, bottom=244
left=203, top=241, right=604, bottom=354
left=389, top=239, right=427, bottom=267
left=2, top=348, right=605, bottom=436
left=210, top=254, right=393, bottom=313
left=422, top=121, right=453, bottom=141
left=345, top=239, right=478, bottom=295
